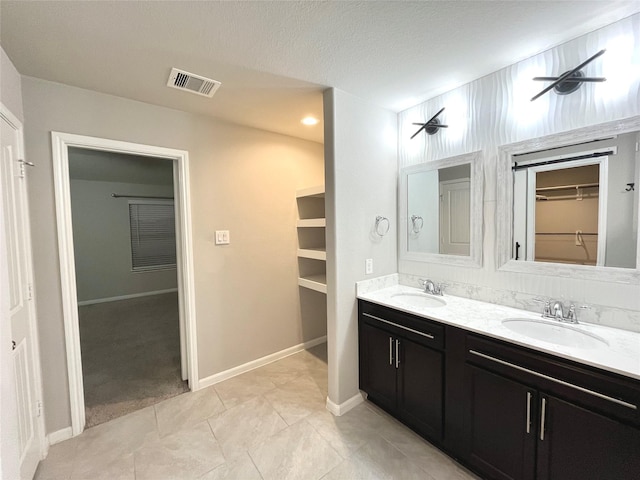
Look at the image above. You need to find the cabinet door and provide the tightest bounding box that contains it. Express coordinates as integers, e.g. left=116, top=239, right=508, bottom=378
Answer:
left=537, top=395, right=640, bottom=480
left=360, top=322, right=397, bottom=412
left=397, top=336, right=444, bottom=441
left=464, top=365, right=536, bottom=480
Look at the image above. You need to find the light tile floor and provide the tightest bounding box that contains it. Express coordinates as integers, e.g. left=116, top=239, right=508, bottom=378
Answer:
left=35, top=344, right=479, bottom=480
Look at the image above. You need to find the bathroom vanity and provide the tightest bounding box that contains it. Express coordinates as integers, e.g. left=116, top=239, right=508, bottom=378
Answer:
left=357, top=287, right=640, bottom=480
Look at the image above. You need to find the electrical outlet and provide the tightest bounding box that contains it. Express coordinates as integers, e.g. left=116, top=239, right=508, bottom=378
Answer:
left=365, top=258, right=373, bottom=275
left=215, top=230, right=230, bottom=245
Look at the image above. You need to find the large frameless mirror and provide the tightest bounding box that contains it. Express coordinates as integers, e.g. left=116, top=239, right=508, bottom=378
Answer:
left=497, top=116, right=640, bottom=283
left=399, top=151, right=483, bottom=267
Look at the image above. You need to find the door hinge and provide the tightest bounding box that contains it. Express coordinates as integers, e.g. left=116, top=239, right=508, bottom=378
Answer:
left=35, top=400, right=42, bottom=418
left=27, top=283, right=33, bottom=300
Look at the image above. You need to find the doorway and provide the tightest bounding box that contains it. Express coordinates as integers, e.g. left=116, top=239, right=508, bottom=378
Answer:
left=51, top=132, right=198, bottom=436
left=68, top=148, right=186, bottom=427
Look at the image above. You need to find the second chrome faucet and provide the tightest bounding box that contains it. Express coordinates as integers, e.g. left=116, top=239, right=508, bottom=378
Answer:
left=419, top=279, right=445, bottom=296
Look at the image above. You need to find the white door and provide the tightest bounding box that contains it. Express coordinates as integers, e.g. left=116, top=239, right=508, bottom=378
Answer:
left=1, top=106, right=43, bottom=479
left=440, top=179, right=471, bottom=255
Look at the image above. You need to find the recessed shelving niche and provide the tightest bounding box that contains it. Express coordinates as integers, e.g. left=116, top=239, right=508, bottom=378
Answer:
left=296, top=186, right=326, bottom=294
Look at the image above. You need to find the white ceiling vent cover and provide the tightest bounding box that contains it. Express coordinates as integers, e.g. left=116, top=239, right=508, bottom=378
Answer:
left=167, top=68, right=221, bottom=98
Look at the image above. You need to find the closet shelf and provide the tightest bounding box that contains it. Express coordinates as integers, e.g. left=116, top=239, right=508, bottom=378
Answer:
left=298, top=274, right=327, bottom=293
left=297, top=218, right=326, bottom=228
left=536, top=182, right=599, bottom=192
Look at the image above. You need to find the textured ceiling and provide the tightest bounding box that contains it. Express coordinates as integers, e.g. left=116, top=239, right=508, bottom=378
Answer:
left=2, top=1, right=640, bottom=144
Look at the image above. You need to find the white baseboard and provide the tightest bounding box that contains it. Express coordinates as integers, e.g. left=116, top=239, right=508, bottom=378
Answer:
left=48, top=427, right=73, bottom=446
left=326, top=392, right=365, bottom=416
left=77, top=288, right=178, bottom=306
left=198, top=335, right=327, bottom=390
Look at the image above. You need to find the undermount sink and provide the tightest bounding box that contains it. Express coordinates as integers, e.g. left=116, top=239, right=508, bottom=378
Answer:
left=390, top=292, right=446, bottom=308
left=502, top=318, right=608, bottom=349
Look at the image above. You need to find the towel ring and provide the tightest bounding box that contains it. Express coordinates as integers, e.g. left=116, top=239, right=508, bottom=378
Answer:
left=410, top=215, right=424, bottom=234
left=375, top=216, right=390, bottom=237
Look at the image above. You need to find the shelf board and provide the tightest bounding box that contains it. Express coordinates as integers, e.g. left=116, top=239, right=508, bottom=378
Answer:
left=298, top=274, right=327, bottom=293
left=297, top=218, right=326, bottom=228
left=296, top=185, right=325, bottom=198
left=297, top=248, right=326, bottom=261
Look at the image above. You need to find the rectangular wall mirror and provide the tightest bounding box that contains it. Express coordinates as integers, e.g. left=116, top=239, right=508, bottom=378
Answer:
left=497, top=116, right=640, bottom=283
left=399, top=151, right=483, bottom=267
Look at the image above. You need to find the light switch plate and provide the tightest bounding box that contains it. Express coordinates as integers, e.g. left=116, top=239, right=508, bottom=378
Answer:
left=215, top=230, right=230, bottom=245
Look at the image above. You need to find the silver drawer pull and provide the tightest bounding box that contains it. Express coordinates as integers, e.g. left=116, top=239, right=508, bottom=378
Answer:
left=395, top=339, right=400, bottom=369
left=526, top=392, right=532, bottom=434
left=389, top=337, right=393, bottom=366
left=540, top=397, right=547, bottom=441
left=362, top=313, right=435, bottom=340
left=469, top=349, right=637, bottom=411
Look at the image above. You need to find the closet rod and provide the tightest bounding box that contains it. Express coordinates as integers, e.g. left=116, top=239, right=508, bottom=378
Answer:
left=111, top=193, right=174, bottom=200
left=535, top=232, right=598, bottom=235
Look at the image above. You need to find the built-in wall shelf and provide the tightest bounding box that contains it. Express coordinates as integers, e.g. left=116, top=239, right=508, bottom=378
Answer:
left=296, top=186, right=326, bottom=293
left=296, top=185, right=325, bottom=198
left=297, top=218, right=326, bottom=228
left=298, top=274, right=327, bottom=293
left=297, top=248, right=327, bottom=261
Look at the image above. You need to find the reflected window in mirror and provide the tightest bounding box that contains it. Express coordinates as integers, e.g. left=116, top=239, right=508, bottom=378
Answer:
left=400, top=151, right=483, bottom=268
left=497, top=116, right=640, bottom=283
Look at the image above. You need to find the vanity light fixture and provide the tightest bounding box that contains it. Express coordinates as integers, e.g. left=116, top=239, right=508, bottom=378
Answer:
left=531, top=49, right=607, bottom=101
left=410, top=107, right=448, bottom=139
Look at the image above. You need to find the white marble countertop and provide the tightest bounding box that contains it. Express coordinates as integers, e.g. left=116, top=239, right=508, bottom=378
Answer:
left=357, top=284, right=640, bottom=382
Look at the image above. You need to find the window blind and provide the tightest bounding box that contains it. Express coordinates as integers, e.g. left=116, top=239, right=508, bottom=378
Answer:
left=129, top=202, right=176, bottom=270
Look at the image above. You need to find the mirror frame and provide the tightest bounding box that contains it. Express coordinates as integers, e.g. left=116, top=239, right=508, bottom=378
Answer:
left=496, top=116, right=640, bottom=284
left=399, top=151, right=483, bottom=268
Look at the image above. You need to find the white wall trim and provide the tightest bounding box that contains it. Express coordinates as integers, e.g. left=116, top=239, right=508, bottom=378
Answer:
left=325, top=391, right=365, bottom=416
left=198, top=336, right=327, bottom=389
left=51, top=132, right=199, bottom=437
left=47, top=427, right=73, bottom=446
left=77, top=288, right=178, bottom=306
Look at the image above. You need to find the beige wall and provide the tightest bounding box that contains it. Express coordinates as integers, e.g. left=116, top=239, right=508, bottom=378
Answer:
left=21, top=76, right=325, bottom=434
left=70, top=179, right=178, bottom=302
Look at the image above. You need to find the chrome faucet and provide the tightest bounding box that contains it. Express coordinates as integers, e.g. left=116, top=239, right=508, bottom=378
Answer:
left=538, top=299, right=580, bottom=324
left=551, top=300, right=565, bottom=320
left=418, top=279, right=444, bottom=296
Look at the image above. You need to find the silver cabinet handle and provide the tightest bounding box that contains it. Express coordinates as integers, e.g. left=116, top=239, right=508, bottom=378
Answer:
left=363, top=313, right=435, bottom=339
left=395, top=339, right=400, bottom=369
left=526, top=392, right=532, bottom=434
left=469, top=349, right=637, bottom=410
left=540, top=397, right=547, bottom=441
left=389, top=337, right=393, bottom=366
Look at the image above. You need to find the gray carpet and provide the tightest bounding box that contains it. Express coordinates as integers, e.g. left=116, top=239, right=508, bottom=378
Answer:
left=79, top=292, right=189, bottom=428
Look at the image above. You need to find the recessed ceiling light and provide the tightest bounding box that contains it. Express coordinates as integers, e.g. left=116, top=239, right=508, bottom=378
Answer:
left=301, top=116, right=319, bottom=126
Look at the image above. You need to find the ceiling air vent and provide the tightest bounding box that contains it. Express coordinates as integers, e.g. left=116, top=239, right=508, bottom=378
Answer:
left=166, top=68, right=221, bottom=98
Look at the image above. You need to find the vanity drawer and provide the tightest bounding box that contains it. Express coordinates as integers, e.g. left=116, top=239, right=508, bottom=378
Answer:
left=465, top=334, right=640, bottom=427
left=359, top=300, right=444, bottom=350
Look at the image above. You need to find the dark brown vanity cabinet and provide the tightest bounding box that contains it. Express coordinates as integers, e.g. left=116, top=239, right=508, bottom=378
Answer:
left=358, top=300, right=640, bottom=480
left=358, top=300, right=445, bottom=442
left=464, top=336, right=640, bottom=480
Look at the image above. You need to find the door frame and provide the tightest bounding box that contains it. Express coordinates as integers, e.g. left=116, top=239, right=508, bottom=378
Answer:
left=1, top=103, right=47, bottom=471
left=51, top=132, right=199, bottom=436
